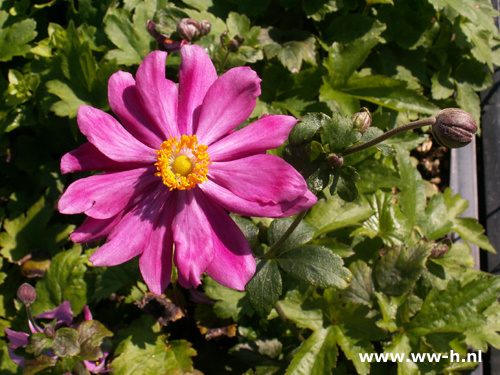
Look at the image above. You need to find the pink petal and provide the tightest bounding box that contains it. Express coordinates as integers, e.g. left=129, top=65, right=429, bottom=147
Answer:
left=4, top=328, right=29, bottom=348
left=135, top=51, right=179, bottom=139
left=70, top=214, right=123, bottom=243
left=7, top=346, right=25, bottom=367
left=199, top=179, right=317, bottom=218
left=108, top=71, right=164, bottom=148
left=89, top=186, right=168, bottom=267
left=58, top=167, right=159, bottom=219
left=83, top=306, right=93, bottom=321
left=177, top=45, right=217, bottom=135
left=139, top=192, right=177, bottom=295
left=77, top=106, right=157, bottom=163
left=61, top=143, right=143, bottom=174
left=36, top=301, right=73, bottom=326
left=196, top=67, right=261, bottom=145
left=208, top=115, right=298, bottom=161
left=172, top=190, right=214, bottom=289
left=201, top=198, right=256, bottom=290
left=208, top=155, right=307, bottom=204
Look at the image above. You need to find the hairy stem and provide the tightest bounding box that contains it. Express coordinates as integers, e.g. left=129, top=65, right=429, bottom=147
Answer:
left=342, top=118, right=436, bottom=156
left=263, top=209, right=308, bottom=260
left=26, top=305, right=42, bottom=333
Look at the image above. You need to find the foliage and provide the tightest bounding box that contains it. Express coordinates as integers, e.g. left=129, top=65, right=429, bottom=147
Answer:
left=1, top=0, right=499, bottom=374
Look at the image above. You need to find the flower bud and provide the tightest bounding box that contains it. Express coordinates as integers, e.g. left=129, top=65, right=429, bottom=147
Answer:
left=432, top=108, right=477, bottom=148
left=351, top=108, right=372, bottom=133
left=199, top=20, right=211, bottom=36
left=430, top=239, right=451, bottom=259
left=228, top=39, right=239, bottom=52
left=177, top=18, right=200, bottom=42
left=17, top=283, right=37, bottom=305
left=43, top=325, right=55, bottom=338
left=327, top=154, right=344, bottom=169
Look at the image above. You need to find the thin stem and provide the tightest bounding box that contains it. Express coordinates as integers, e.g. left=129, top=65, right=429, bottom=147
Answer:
left=342, top=118, right=436, bottom=156
left=263, top=209, right=308, bottom=260
left=274, top=302, right=305, bottom=342
left=219, top=50, right=230, bottom=71
left=26, top=305, right=42, bottom=333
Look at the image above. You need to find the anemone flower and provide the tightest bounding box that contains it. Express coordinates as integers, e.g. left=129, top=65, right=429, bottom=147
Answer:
left=58, top=45, right=316, bottom=294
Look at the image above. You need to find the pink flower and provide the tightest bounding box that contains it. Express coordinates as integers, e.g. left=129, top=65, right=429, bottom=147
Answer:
left=58, top=45, right=316, bottom=294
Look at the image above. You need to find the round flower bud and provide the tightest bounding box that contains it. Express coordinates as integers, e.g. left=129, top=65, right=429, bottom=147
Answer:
left=327, top=154, right=344, bottom=169
left=177, top=18, right=200, bottom=42
left=228, top=39, right=239, bottom=52
left=432, top=108, right=477, bottom=148
left=199, top=20, right=211, bottom=36
left=351, top=107, right=372, bottom=133
left=17, top=283, right=37, bottom=305
left=43, top=325, right=55, bottom=338
left=430, top=239, right=451, bottom=259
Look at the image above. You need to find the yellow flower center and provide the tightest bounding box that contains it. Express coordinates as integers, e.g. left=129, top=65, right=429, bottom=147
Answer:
left=155, top=135, right=211, bottom=190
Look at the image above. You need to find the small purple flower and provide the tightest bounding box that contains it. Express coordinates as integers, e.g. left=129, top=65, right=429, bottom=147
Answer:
left=58, top=45, right=316, bottom=294
left=4, top=302, right=110, bottom=374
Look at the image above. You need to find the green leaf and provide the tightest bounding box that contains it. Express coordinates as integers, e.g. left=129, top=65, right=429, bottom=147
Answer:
left=430, top=242, right=475, bottom=269
left=456, top=82, right=481, bottom=126
left=406, top=277, right=500, bottom=336
left=0, top=12, right=37, bottom=61
left=26, top=333, right=53, bottom=357
left=52, top=327, right=80, bottom=357
left=260, top=28, right=316, bottom=72
left=289, top=113, right=329, bottom=146
left=418, top=193, right=454, bottom=240
left=302, top=0, right=339, bottom=21
left=46, top=80, right=90, bottom=118
left=0, top=196, right=75, bottom=262
left=245, top=259, right=282, bottom=317
left=274, top=299, right=323, bottom=331
left=323, top=33, right=382, bottom=88
left=431, top=64, right=455, bottom=100
left=384, top=332, right=418, bottom=375
left=112, top=315, right=197, bottom=374
left=277, top=245, right=351, bottom=289
left=311, top=238, right=354, bottom=257
left=32, top=247, right=88, bottom=316
left=23, top=355, right=57, bottom=375
left=91, top=258, right=142, bottom=302
left=330, top=325, right=373, bottom=375
left=396, top=147, right=426, bottom=229
left=321, top=112, right=361, bottom=153
left=77, top=320, right=113, bottom=361
left=305, top=197, right=374, bottom=238
left=268, top=218, right=316, bottom=253
left=353, top=190, right=412, bottom=247
left=231, top=215, right=259, bottom=248
left=465, top=302, right=500, bottom=351
left=226, top=11, right=261, bottom=46
left=203, top=276, right=254, bottom=321
left=285, top=327, right=337, bottom=375
left=104, top=6, right=155, bottom=65
left=339, top=75, right=439, bottom=115
left=335, top=166, right=360, bottom=202
left=375, top=243, right=432, bottom=296
left=341, top=260, right=374, bottom=307
left=453, top=217, right=496, bottom=253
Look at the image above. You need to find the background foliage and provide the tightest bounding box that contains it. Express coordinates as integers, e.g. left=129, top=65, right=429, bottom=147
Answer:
left=1, top=0, right=500, bottom=374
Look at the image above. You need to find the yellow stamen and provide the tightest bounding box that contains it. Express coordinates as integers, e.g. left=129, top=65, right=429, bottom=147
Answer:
left=155, top=135, right=211, bottom=190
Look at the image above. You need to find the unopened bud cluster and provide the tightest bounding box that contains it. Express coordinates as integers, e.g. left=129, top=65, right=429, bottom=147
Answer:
left=432, top=108, right=477, bottom=148
left=177, top=18, right=211, bottom=42
left=221, top=31, right=245, bottom=52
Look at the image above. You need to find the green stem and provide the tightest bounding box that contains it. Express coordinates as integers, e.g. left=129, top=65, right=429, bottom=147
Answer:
left=26, top=305, right=42, bottom=333
left=342, top=118, right=436, bottom=156
left=263, top=209, right=308, bottom=260
left=274, top=302, right=305, bottom=342
left=219, top=50, right=230, bottom=71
